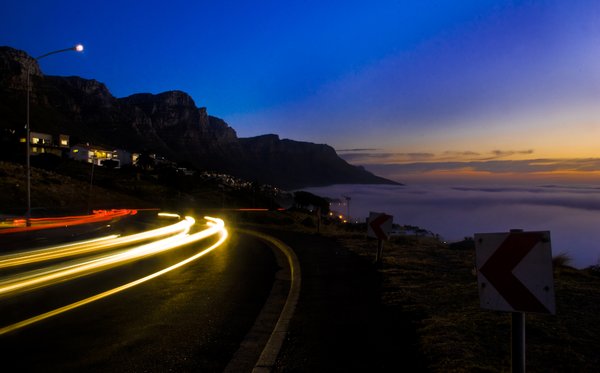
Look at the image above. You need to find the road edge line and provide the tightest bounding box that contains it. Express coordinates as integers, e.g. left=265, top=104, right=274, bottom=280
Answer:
left=225, top=229, right=301, bottom=373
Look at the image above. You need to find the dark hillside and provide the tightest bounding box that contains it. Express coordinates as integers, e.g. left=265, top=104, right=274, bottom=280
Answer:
left=0, top=46, right=399, bottom=189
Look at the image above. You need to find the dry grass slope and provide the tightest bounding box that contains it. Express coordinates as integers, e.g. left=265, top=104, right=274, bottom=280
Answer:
left=256, top=211, right=600, bottom=372
left=335, top=231, right=600, bottom=372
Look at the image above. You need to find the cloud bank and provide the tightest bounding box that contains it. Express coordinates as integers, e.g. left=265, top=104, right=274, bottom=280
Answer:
left=303, top=183, right=600, bottom=268
left=337, top=148, right=600, bottom=183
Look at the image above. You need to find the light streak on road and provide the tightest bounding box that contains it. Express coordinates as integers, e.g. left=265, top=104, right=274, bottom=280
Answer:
left=0, top=235, right=119, bottom=268
left=0, top=215, right=228, bottom=335
left=0, top=217, right=198, bottom=295
left=0, top=209, right=138, bottom=234
left=232, top=208, right=286, bottom=212
left=158, top=212, right=181, bottom=219
left=0, top=215, right=193, bottom=269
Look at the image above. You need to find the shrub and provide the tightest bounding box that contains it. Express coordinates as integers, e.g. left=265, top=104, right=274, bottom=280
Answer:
left=553, top=252, right=573, bottom=268
left=301, top=216, right=315, bottom=227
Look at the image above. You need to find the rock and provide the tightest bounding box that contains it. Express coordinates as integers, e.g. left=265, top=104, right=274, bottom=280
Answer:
left=0, top=46, right=42, bottom=89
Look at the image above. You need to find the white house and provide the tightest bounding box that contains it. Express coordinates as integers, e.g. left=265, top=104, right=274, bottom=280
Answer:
left=69, top=144, right=132, bottom=168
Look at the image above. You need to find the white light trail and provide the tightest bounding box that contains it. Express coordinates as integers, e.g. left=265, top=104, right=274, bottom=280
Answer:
left=0, top=215, right=228, bottom=335
left=0, top=216, right=192, bottom=269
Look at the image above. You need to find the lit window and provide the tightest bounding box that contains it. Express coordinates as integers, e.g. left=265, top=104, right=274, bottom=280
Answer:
left=60, top=139, right=68, bottom=146
left=32, top=137, right=40, bottom=144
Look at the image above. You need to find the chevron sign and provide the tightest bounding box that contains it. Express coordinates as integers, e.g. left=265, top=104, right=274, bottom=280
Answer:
left=475, top=231, right=555, bottom=314
left=367, top=212, right=393, bottom=241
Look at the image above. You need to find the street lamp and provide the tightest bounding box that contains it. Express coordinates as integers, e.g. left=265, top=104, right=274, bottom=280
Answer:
left=343, top=195, right=351, bottom=221
left=25, top=44, right=84, bottom=225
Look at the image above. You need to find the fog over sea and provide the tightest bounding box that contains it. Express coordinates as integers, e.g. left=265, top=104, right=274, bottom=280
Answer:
left=304, top=183, right=600, bottom=269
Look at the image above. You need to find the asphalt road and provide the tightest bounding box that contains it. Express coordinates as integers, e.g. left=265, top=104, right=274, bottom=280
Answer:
left=0, top=217, right=278, bottom=372
left=258, top=227, right=426, bottom=372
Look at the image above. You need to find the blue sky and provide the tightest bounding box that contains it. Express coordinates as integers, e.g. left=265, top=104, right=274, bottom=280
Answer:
left=2, top=0, right=599, bottom=182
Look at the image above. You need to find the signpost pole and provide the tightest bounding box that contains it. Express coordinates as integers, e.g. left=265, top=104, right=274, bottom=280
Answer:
left=368, top=212, right=393, bottom=266
left=511, top=312, right=526, bottom=373
left=318, top=207, right=322, bottom=234
left=375, top=239, right=383, bottom=265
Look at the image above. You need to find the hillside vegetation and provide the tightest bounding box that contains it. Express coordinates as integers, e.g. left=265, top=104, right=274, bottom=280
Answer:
left=0, top=159, right=283, bottom=216
left=247, top=210, right=600, bottom=372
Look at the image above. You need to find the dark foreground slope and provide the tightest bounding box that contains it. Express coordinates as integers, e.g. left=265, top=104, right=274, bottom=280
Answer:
left=243, top=211, right=600, bottom=372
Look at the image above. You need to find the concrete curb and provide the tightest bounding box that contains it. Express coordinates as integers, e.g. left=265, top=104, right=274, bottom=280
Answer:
left=224, top=229, right=301, bottom=373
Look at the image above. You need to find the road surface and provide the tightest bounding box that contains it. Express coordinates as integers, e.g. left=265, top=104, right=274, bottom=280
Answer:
left=0, top=212, right=279, bottom=372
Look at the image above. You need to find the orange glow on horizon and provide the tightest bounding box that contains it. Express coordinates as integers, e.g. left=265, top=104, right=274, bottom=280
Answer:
left=394, top=168, right=600, bottom=184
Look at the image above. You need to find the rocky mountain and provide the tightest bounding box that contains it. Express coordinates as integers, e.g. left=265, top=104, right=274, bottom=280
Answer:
left=0, top=46, right=398, bottom=189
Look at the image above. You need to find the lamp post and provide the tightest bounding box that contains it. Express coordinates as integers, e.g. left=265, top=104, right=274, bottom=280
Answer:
left=88, top=152, right=96, bottom=214
left=343, top=195, right=351, bottom=222
left=25, top=44, right=84, bottom=225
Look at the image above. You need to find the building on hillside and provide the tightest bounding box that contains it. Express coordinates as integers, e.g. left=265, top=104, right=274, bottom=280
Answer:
left=70, top=144, right=132, bottom=168
left=131, top=152, right=176, bottom=170
left=19, top=132, right=70, bottom=156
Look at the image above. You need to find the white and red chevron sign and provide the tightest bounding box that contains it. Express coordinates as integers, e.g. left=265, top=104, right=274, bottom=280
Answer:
left=367, top=212, right=393, bottom=241
left=475, top=231, right=556, bottom=314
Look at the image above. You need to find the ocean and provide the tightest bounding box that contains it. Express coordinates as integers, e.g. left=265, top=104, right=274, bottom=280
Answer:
left=303, top=183, right=600, bottom=269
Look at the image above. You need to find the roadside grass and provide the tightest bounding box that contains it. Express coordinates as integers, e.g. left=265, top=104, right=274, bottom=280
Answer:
left=247, top=210, right=600, bottom=372
left=334, top=224, right=600, bottom=372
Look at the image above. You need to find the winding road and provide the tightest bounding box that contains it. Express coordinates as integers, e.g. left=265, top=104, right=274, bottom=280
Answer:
left=0, top=211, right=285, bottom=372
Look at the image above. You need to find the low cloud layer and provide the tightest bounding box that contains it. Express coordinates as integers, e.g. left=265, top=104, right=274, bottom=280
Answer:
left=338, top=149, right=538, bottom=164
left=304, top=183, right=600, bottom=268
left=338, top=150, right=600, bottom=182
left=379, top=158, right=600, bottom=174
left=338, top=151, right=436, bottom=163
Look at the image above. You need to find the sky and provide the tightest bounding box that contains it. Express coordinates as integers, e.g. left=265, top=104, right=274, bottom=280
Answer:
left=1, top=0, right=599, bottom=183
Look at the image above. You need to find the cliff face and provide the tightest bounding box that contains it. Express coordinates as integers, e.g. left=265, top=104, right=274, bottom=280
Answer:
left=237, top=135, right=393, bottom=188
left=0, top=46, right=397, bottom=188
left=0, top=47, right=42, bottom=89
left=119, top=91, right=237, bottom=155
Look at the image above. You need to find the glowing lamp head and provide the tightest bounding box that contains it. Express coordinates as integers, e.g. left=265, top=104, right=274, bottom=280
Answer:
left=74, top=44, right=84, bottom=52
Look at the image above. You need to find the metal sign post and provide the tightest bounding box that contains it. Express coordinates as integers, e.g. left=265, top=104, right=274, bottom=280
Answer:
left=367, top=212, right=393, bottom=265
left=375, top=239, right=384, bottom=265
left=475, top=229, right=555, bottom=373
left=512, top=312, right=525, bottom=373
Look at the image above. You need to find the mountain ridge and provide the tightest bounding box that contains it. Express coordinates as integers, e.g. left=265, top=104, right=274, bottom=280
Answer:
left=0, top=46, right=399, bottom=189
